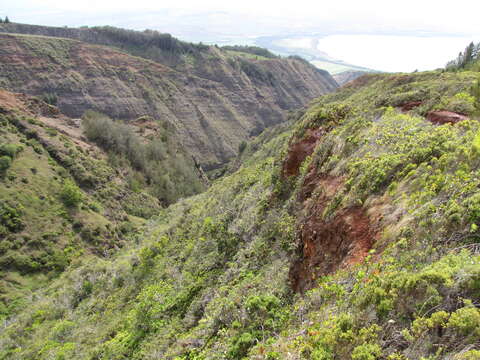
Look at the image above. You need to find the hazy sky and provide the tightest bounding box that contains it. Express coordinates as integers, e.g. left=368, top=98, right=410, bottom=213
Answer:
left=2, top=0, right=480, bottom=72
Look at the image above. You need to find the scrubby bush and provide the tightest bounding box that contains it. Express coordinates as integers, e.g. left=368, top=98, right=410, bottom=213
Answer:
left=238, top=140, right=247, bottom=154
left=0, top=143, right=22, bottom=157
left=41, top=93, right=58, bottom=106
left=0, top=201, right=25, bottom=233
left=438, top=92, right=476, bottom=114
left=82, top=111, right=204, bottom=205
left=0, top=156, right=12, bottom=171
left=60, top=180, right=83, bottom=207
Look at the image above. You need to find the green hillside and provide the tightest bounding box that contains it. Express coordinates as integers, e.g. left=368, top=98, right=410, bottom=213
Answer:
left=0, top=90, right=207, bottom=323
left=2, top=63, right=480, bottom=359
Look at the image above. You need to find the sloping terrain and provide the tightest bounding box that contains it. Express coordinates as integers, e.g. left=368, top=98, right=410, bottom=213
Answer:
left=333, top=70, right=369, bottom=86
left=0, top=25, right=338, bottom=169
left=2, top=68, right=480, bottom=359
left=0, top=89, right=205, bottom=321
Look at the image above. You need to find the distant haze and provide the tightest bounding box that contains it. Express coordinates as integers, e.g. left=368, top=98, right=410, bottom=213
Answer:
left=315, top=35, right=480, bottom=72
left=2, top=0, right=480, bottom=73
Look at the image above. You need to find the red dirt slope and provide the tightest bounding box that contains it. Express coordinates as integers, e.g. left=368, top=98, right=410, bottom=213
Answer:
left=426, top=111, right=468, bottom=125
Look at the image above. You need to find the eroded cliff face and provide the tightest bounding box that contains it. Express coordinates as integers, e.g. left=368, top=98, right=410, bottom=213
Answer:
left=333, top=70, right=368, bottom=86
left=0, top=30, right=337, bottom=169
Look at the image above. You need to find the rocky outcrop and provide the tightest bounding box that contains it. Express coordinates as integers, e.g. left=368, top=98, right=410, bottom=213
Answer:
left=0, top=28, right=337, bottom=169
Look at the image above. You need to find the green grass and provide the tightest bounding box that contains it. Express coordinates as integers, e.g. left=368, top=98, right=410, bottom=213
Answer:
left=0, top=109, right=159, bottom=321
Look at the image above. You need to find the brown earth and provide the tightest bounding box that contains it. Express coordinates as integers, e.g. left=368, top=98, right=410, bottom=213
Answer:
left=289, top=155, right=378, bottom=293
left=282, top=127, right=325, bottom=178
left=0, top=32, right=337, bottom=169
left=426, top=110, right=468, bottom=125
left=280, top=125, right=377, bottom=293
left=290, top=172, right=377, bottom=293
left=399, top=101, right=423, bottom=112
left=0, top=89, right=58, bottom=117
left=0, top=89, right=94, bottom=152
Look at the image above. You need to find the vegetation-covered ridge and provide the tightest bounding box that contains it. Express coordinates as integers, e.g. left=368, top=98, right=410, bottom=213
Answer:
left=0, top=22, right=210, bottom=67
left=0, top=25, right=337, bottom=168
left=2, top=68, right=480, bottom=359
left=0, top=89, right=205, bottom=324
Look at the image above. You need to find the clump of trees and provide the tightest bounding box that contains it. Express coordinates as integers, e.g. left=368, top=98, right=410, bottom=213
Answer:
left=91, top=26, right=208, bottom=55
left=0, top=16, right=10, bottom=24
left=446, top=41, right=480, bottom=71
left=446, top=41, right=480, bottom=112
left=82, top=111, right=204, bottom=205
left=237, top=58, right=276, bottom=85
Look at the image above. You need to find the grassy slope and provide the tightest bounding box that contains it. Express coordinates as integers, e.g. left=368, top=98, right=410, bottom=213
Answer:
left=0, top=91, right=205, bottom=324
left=2, top=70, right=480, bottom=359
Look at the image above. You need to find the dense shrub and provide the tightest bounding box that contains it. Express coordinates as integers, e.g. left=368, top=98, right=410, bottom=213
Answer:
left=0, top=201, right=25, bottom=234
left=0, top=143, right=22, bottom=157
left=60, top=180, right=83, bottom=207
left=41, top=92, right=58, bottom=106
left=238, top=58, right=275, bottom=85
left=90, top=26, right=209, bottom=56
left=238, top=141, right=247, bottom=154
left=0, top=156, right=12, bottom=171
left=82, top=111, right=204, bottom=205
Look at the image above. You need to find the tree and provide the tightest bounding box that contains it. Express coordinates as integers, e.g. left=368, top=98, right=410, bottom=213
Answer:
left=4, top=16, right=9, bottom=24
left=0, top=18, right=3, bottom=24
left=463, top=42, right=475, bottom=68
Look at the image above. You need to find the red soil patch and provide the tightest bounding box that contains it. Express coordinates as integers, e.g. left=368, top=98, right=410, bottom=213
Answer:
left=282, top=128, right=325, bottom=177
left=290, top=171, right=377, bottom=293
left=0, top=88, right=60, bottom=118
left=426, top=110, right=468, bottom=125
left=0, top=89, right=26, bottom=112
left=398, top=101, right=423, bottom=112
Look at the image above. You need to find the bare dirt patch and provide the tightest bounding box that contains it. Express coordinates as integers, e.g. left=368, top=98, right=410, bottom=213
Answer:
left=282, top=128, right=325, bottom=178
left=290, top=171, right=378, bottom=293
left=398, top=101, right=423, bottom=112
left=426, top=110, right=468, bottom=125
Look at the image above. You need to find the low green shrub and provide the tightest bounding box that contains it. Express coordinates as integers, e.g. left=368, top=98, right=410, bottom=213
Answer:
left=0, top=155, right=12, bottom=171
left=60, top=180, right=83, bottom=207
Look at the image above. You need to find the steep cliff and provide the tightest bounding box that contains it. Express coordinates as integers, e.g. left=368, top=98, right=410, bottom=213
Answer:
left=0, top=25, right=337, bottom=169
